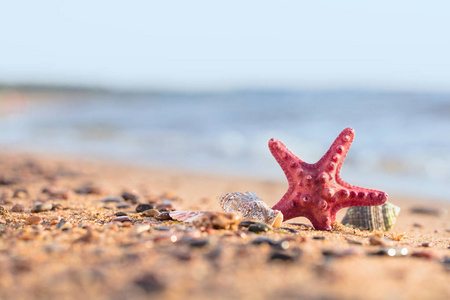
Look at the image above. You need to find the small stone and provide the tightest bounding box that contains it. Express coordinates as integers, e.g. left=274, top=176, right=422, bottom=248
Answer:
left=413, top=223, right=423, bottom=228
left=279, top=227, right=299, bottom=234
left=122, top=190, right=139, bottom=203
left=369, top=247, right=408, bottom=257
left=43, top=187, right=71, bottom=199
left=141, top=209, right=160, bottom=217
left=76, top=184, right=106, bottom=195
left=25, top=215, right=42, bottom=225
left=114, top=212, right=128, bottom=217
left=269, top=252, right=296, bottom=262
left=369, top=236, right=393, bottom=246
left=31, top=202, right=52, bottom=213
left=154, top=226, right=172, bottom=231
left=411, top=251, right=439, bottom=259
left=251, top=237, right=278, bottom=246
left=155, top=212, right=173, bottom=221
left=134, top=272, right=165, bottom=293
left=11, top=204, right=25, bottom=213
left=345, top=238, right=363, bottom=245
left=322, top=248, right=363, bottom=258
left=248, top=223, right=273, bottom=233
left=112, top=216, right=133, bottom=223
left=116, top=203, right=132, bottom=209
left=156, top=201, right=177, bottom=211
left=313, top=236, right=326, bottom=240
left=421, top=242, right=433, bottom=247
left=101, top=197, right=122, bottom=203
left=189, top=238, right=210, bottom=248
left=136, top=203, right=154, bottom=213
left=238, top=221, right=258, bottom=228
left=13, top=188, right=29, bottom=198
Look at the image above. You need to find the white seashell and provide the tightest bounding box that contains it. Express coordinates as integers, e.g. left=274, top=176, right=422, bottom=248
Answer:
left=218, top=191, right=283, bottom=227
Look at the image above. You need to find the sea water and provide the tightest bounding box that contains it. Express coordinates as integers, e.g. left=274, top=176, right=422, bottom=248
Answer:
left=1, top=90, right=449, bottom=201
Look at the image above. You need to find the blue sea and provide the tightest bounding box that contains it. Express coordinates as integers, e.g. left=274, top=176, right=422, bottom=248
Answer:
left=1, top=90, right=450, bottom=201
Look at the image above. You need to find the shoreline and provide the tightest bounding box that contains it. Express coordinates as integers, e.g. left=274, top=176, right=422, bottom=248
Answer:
left=0, top=151, right=449, bottom=299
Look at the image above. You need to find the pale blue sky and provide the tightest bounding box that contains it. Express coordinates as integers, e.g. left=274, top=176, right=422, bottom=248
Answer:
left=1, top=0, right=449, bottom=91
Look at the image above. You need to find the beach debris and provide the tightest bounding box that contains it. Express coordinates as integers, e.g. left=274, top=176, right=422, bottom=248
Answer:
left=421, top=242, right=434, bottom=247
left=369, top=247, right=408, bottom=257
left=31, top=202, right=53, bottom=213
left=25, top=215, right=42, bottom=225
left=192, top=212, right=242, bottom=230
left=218, top=192, right=283, bottom=227
left=136, top=203, right=154, bottom=213
left=141, top=209, right=160, bottom=217
left=121, top=190, right=139, bottom=203
left=369, top=236, right=394, bottom=247
left=170, top=211, right=206, bottom=222
left=156, top=212, right=173, bottom=221
left=111, top=216, right=133, bottom=223
left=341, top=202, right=400, bottom=231
left=248, top=222, right=273, bottom=233
left=269, top=128, right=388, bottom=231
left=409, top=206, right=446, bottom=217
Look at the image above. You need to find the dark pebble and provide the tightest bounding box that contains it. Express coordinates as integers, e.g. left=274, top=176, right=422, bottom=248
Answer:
left=189, top=238, right=210, bottom=248
left=155, top=201, right=176, bottom=211
left=413, top=223, right=423, bottom=228
left=248, top=223, right=272, bottom=233
left=141, top=209, right=160, bottom=217
left=411, top=251, right=439, bottom=259
left=116, top=203, right=132, bottom=209
left=422, top=242, right=434, bottom=247
left=279, top=227, right=299, bottom=234
left=313, top=236, right=326, bottom=240
left=156, top=212, right=173, bottom=221
left=171, top=250, right=192, bottom=261
left=114, top=212, right=128, bottom=217
left=239, top=221, right=258, bottom=228
left=76, top=184, right=106, bottom=195
left=345, top=238, right=363, bottom=245
left=101, top=197, right=122, bottom=203
left=13, top=188, right=29, bottom=198
left=322, top=248, right=362, bottom=258
left=134, top=273, right=165, bottom=293
left=269, top=251, right=296, bottom=262
left=443, top=257, right=450, bottom=271
left=136, top=203, right=154, bottom=213
left=154, top=226, right=172, bottom=231
left=251, top=237, right=278, bottom=246
left=368, top=247, right=408, bottom=257
left=122, top=191, right=139, bottom=203
left=31, top=202, right=52, bottom=213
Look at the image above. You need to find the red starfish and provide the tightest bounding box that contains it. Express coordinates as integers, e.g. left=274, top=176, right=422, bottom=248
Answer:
left=270, top=128, right=388, bottom=231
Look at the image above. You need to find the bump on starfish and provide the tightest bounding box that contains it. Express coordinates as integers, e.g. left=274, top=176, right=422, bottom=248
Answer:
left=270, top=127, right=388, bottom=231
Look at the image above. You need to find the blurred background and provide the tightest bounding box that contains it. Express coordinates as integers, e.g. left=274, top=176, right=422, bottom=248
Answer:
left=1, top=1, right=450, bottom=200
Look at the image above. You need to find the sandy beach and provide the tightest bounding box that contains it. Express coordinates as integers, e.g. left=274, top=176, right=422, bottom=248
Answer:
left=0, top=152, right=449, bottom=300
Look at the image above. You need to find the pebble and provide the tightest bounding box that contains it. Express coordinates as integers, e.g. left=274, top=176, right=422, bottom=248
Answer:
left=155, top=212, right=173, bottom=221
left=154, top=226, right=172, bottom=231
left=111, top=216, right=133, bottom=223
left=141, top=209, right=160, bottom=217
left=25, top=215, right=42, bottom=225
left=101, top=197, right=122, bottom=203
left=248, top=223, right=273, bottom=233
left=134, top=272, right=165, bottom=293
left=345, top=238, right=363, bottom=245
left=413, top=223, right=423, bottom=228
left=239, top=221, right=258, bottom=228
left=421, top=242, right=434, bottom=247
left=189, top=238, right=210, bottom=248
left=121, top=190, right=139, bottom=203
left=13, top=188, right=29, bottom=198
left=279, top=227, right=299, bottom=234
left=313, top=236, right=326, bottom=240
left=136, top=203, right=154, bottom=213
left=43, top=187, right=71, bottom=199
left=411, top=251, right=439, bottom=260
left=269, top=251, right=296, bottom=262
left=116, top=203, right=132, bottom=209
left=114, top=212, right=128, bottom=217
left=31, top=202, right=53, bottom=213
left=156, top=201, right=177, bottom=211
left=369, top=236, right=393, bottom=247
left=76, top=184, right=106, bottom=195
left=11, top=204, right=25, bottom=213
left=369, top=247, right=408, bottom=257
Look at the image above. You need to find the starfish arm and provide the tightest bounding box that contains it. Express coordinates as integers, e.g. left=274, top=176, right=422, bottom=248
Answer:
left=268, top=138, right=305, bottom=190
left=316, top=127, right=354, bottom=178
left=331, top=184, right=388, bottom=216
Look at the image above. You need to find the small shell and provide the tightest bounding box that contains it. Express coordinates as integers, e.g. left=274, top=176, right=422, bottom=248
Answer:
left=169, top=211, right=207, bottom=223
left=341, top=202, right=400, bottom=231
left=218, top=192, right=283, bottom=227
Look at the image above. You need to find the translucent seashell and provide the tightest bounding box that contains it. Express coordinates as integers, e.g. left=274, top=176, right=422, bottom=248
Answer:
left=218, top=192, right=283, bottom=227
left=169, top=211, right=207, bottom=223
left=341, top=202, right=400, bottom=231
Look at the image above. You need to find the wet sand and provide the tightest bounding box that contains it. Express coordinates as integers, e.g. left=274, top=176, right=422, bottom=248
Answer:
left=0, top=152, right=449, bottom=300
